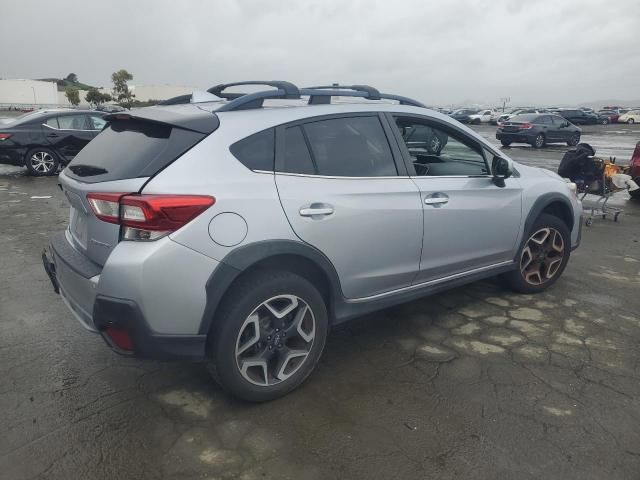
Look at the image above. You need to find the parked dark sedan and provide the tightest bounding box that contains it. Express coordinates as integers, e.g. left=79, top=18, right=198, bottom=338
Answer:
left=449, top=108, right=478, bottom=124
left=0, top=109, right=107, bottom=176
left=496, top=113, right=581, bottom=148
left=554, top=109, right=607, bottom=125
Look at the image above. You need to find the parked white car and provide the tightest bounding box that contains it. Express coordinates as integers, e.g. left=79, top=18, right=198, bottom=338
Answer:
left=468, top=109, right=497, bottom=124
left=618, top=110, right=640, bottom=124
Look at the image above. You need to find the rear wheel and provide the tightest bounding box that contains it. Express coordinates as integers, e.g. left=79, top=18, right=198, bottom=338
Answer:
left=500, top=140, right=512, bottom=147
left=601, top=118, right=609, bottom=125
left=25, top=148, right=59, bottom=176
left=567, top=132, right=580, bottom=147
left=628, top=119, right=635, bottom=124
left=208, top=270, right=328, bottom=402
left=503, top=213, right=571, bottom=294
left=532, top=133, right=545, bottom=148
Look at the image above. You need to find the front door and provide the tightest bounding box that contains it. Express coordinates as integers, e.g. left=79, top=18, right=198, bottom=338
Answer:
left=390, top=114, right=523, bottom=283
left=274, top=114, right=423, bottom=299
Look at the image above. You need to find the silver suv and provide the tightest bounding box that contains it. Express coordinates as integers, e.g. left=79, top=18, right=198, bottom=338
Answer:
left=43, top=82, right=582, bottom=402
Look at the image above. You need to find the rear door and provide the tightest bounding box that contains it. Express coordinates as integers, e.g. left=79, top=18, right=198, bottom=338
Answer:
left=388, top=113, right=522, bottom=282
left=539, top=115, right=558, bottom=141
left=60, top=115, right=209, bottom=265
left=274, top=113, right=423, bottom=299
left=44, top=113, right=95, bottom=161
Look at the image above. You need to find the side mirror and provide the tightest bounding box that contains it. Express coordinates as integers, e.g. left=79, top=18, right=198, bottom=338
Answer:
left=492, top=156, right=513, bottom=187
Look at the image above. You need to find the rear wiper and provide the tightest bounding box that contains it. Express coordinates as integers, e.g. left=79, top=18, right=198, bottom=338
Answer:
left=67, top=165, right=108, bottom=176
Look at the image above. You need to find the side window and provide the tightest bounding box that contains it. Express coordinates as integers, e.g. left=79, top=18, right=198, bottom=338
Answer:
left=302, top=116, right=397, bottom=177
left=230, top=128, right=275, bottom=171
left=539, top=116, right=552, bottom=125
left=281, top=126, right=315, bottom=174
left=45, top=117, right=59, bottom=128
left=394, top=117, right=489, bottom=177
left=89, top=115, right=107, bottom=131
left=58, top=114, right=90, bottom=130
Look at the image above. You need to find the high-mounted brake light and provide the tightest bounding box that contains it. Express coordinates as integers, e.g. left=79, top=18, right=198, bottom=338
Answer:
left=0, top=133, right=12, bottom=141
left=86, top=193, right=215, bottom=241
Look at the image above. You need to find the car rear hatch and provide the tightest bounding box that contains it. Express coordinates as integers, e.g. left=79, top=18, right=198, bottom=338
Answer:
left=59, top=104, right=219, bottom=266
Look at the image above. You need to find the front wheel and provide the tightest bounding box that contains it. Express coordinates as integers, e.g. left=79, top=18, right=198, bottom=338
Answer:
left=567, top=133, right=580, bottom=147
left=208, top=270, right=328, bottom=402
left=503, top=213, right=571, bottom=294
left=25, top=148, right=60, bottom=176
left=628, top=119, right=635, bottom=125
left=601, top=118, right=609, bottom=125
left=501, top=140, right=512, bottom=147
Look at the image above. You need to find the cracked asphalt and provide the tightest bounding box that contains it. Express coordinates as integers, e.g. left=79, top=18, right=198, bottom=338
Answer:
left=1, top=124, right=640, bottom=479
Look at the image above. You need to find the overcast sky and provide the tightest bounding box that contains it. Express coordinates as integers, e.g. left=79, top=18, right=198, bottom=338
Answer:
left=2, top=0, right=638, bottom=106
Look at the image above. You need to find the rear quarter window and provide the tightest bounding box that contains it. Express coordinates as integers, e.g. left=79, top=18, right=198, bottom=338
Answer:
left=229, top=128, right=275, bottom=171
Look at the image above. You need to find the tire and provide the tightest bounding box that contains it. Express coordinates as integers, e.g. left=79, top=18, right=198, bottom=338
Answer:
left=427, top=134, right=443, bottom=154
left=567, top=133, right=580, bottom=147
left=208, top=270, right=329, bottom=402
left=532, top=133, right=545, bottom=148
left=500, top=140, right=512, bottom=147
left=601, top=118, right=609, bottom=125
left=628, top=119, right=635, bottom=125
left=25, top=147, right=60, bottom=176
left=503, top=213, right=571, bottom=294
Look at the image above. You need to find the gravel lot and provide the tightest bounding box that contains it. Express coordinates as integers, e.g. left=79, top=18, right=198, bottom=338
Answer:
left=1, top=122, right=639, bottom=480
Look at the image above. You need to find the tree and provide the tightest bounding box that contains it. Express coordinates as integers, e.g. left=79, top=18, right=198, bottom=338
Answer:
left=65, top=73, right=78, bottom=84
left=111, top=69, right=135, bottom=108
left=65, top=87, right=80, bottom=106
left=85, top=88, right=112, bottom=107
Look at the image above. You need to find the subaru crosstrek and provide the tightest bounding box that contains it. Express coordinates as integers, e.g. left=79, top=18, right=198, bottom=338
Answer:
left=43, top=82, right=582, bottom=402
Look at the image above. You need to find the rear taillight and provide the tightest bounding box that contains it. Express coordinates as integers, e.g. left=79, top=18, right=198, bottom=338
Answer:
left=519, top=123, right=533, bottom=130
left=0, top=133, right=12, bottom=141
left=86, top=193, right=215, bottom=241
left=87, top=192, right=125, bottom=224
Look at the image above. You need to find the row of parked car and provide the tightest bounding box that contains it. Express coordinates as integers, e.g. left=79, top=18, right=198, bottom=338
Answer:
left=441, top=106, right=640, bottom=126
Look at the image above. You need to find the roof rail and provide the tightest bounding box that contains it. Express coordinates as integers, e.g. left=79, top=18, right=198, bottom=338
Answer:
left=207, top=81, right=300, bottom=100
left=185, top=81, right=425, bottom=112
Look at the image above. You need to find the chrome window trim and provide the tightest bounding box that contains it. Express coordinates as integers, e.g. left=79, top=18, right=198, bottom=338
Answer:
left=42, top=123, right=97, bottom=133
left=271, top=171, right=492, bottom=180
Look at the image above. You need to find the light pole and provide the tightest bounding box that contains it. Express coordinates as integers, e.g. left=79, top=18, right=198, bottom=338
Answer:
left=31, top=86, right=37, bottom=106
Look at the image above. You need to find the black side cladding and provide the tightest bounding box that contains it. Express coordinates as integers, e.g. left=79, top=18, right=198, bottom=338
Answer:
left=64, top=106, right=219, bottom=184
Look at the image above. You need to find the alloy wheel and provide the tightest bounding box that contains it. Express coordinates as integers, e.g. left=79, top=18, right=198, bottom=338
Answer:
left=430, top=136, right=442, bottom=153
left=534, top=134, right=544, bottom=148
left=30, top=151, right=55, bottom=174
left=235, top=295, right=316, bottom=387
left=520, top=227, right=565, bottom=286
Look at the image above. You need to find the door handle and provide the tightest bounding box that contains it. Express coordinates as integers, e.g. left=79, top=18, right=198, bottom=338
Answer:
left=424, top=194, right=449, bottom=206
left=47, top=133, right=59, bottom=138
left=299, top=204, right=334, bottom=217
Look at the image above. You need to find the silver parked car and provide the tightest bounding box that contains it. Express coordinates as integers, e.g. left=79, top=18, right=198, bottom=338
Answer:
left=43, top=82, right=582, bottom=401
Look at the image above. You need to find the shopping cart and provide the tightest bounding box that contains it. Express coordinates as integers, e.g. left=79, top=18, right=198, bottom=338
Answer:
left=575, top=157, right=625, bottom=226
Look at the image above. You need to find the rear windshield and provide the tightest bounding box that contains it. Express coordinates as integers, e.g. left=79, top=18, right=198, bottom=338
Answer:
left=65, top=119, right=205, bottom=183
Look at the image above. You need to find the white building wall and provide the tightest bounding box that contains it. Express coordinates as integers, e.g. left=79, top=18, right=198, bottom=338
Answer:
left=0, top=79, right=59, bottom=105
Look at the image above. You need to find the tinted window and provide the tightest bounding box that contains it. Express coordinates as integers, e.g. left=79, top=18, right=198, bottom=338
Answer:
left=89, top=115, right=107, bottom=131
left=303, top=116, right=396, bottom=177
left=230, top=128, right=274, bottom=171
left=538, top=116, right=552, bottom=124
left=65, top=119, right=205, bottom=183
left=394, top=117, right=488, bottom=177
left=58, top=114, right=90, bottom=130
left=509, top=114, right=539, bottom=122
left=281, top=126, right=315, bottom=174
left=45, top=116, right=59, bottom=128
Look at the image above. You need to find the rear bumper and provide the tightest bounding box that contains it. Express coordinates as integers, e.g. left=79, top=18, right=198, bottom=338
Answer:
left=44, top=230, right=212, bottom=361
left=0, top=146, right=26, bottom=166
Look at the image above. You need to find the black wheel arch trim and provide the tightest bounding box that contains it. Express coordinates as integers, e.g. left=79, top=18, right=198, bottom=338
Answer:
left=199, top=240, right=345, bottom=335
left=516, top=193, right=575, bottom=261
